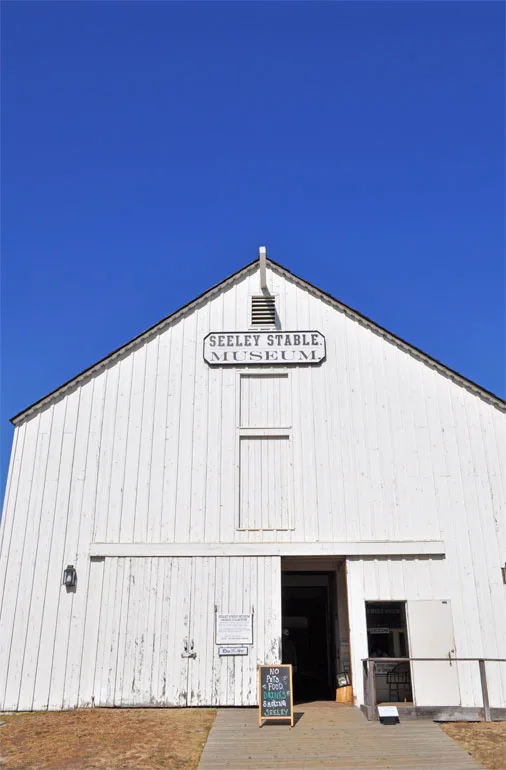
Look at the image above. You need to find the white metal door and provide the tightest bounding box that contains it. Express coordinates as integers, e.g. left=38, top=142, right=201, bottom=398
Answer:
left=407, top=599, right=461, bottom=707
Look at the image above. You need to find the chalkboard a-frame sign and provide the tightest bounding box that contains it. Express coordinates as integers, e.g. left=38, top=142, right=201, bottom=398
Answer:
left=258, top=665, right=294, bottom=727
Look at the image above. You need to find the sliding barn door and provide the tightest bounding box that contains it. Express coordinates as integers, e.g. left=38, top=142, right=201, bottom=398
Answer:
left=82, top=557, right=192, bottom=707
left=81, top=555, right=282, bottom=708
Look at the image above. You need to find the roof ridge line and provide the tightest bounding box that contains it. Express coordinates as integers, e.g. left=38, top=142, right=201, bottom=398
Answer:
left=10, top=256, right=506, bottom=424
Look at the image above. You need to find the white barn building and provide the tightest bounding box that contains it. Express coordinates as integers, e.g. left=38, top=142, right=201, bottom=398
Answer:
left=1, top=252, right=505, bottom=717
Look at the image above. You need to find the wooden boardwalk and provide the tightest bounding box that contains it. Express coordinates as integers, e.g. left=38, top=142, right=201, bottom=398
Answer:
left=198, top=701, right=483, bottom=769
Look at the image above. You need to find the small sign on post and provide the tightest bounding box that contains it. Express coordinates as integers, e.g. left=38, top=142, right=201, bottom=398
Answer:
left=258, top=665, right=294, bottom=727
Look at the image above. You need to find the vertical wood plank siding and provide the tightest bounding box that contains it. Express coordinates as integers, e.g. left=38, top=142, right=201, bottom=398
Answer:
left=0, top=264, right=504, bottom=710
left=239, top=437, right=291, bottom=530
left=83, top=556, right=280, bottom=707
left=240, top=374, right=290, bottom=428
left=347, top=556, right=506, bottom=709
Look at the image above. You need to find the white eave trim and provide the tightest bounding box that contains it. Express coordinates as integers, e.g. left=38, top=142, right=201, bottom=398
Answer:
left=11, top=260, right=260, bottom=426
left=12, top=257, right=505, bottom=424
left=267, top=262, right=506, bottom=413
left=89, top=540, right=446, bottom=558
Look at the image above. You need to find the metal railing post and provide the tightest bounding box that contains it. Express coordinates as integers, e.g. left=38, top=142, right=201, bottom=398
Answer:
left=360, top=656, right=504, bottom=722
left=478, top=659, right=491, bottom=722
left=363, top=661, right=369, bottom=717
left=366, top=660, right=377, bottom=721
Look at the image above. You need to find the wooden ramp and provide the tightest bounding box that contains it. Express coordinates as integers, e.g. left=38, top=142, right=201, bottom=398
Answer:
left=198, top=701, right=483, bottom=769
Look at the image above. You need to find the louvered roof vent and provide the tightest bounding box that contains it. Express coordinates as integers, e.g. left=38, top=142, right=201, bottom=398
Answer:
left=251, top=295, right=276, bottom=327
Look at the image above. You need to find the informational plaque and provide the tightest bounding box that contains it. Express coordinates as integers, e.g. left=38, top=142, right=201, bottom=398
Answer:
left=215, top=613, right=253, bottom=645
left=258, top=665, right=294, bottom=727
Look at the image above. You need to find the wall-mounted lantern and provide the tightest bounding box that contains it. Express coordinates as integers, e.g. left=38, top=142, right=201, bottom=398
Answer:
left=502, top=564, right=506, bottom=585
left=63, top=564, right=77, bottom=588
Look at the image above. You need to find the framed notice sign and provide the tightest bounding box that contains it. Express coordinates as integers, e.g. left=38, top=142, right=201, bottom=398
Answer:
left=215, top=613, right=253, bottom=645
left=258, top=665, right=294, bottom=727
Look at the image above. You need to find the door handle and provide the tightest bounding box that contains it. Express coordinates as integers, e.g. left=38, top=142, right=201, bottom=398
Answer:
left=181, top=638, right=197, bottom=659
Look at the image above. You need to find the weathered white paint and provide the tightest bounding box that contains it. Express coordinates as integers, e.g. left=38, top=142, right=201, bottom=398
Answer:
left=0, top=260, right=505, bottom=710
left=82, top=556, right=280, bottom=708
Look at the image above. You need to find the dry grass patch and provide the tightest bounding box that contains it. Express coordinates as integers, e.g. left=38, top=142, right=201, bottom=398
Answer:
left=0, top=708, right=215, bottom=770
left=441, top=721, right=506, bottom=770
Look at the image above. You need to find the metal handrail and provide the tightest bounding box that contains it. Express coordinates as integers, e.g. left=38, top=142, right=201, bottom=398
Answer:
left=361, top=656, right=506, bottom=722
left=363, top=657, right=506, bottom=662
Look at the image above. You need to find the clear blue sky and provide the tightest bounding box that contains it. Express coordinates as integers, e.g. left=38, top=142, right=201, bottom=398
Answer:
left=1, top=1, right=505, bottom=502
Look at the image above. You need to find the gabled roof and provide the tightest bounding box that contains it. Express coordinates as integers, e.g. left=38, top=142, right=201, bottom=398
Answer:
left=11, top=257, right=506, bottom=424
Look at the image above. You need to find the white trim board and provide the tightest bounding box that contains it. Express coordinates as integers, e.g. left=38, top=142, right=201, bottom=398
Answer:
left=12, top=258, right=505, bottom=425
left=89, top=540, right=445, bottom=558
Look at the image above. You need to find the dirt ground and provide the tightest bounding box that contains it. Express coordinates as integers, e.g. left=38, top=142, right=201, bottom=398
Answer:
left=0, top=708, right=216, bottom=770
left=2, top=710, right=504, bottom=770
left=440, top=722, right=506, bottom=770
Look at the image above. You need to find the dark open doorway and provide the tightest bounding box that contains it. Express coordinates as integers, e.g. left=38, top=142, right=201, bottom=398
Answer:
left=366, top=601, right=413, bottom=704
left=281, top=571, right=337, bottom=702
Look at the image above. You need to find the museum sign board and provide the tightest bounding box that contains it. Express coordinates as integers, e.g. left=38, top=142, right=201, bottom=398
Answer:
left=203, top=331, right=325, bottom=365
